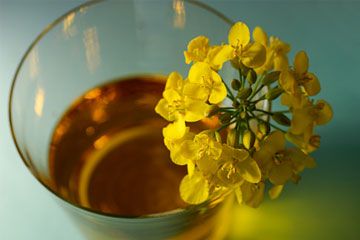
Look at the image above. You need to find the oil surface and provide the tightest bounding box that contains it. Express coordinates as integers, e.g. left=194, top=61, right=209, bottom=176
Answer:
left=48, top=75, right=187, bottom=216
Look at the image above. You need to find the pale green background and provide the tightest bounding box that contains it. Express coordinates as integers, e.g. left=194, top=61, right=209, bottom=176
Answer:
left=0, top=0, right=359, bottom=239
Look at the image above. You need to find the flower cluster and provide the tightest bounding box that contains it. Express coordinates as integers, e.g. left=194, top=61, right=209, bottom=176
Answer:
left=155, top=22, right=332, bottom=208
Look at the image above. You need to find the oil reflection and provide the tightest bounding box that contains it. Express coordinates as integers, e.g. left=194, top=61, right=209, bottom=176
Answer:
left=34, top=88, right=45, bottom=117
left=83, top=27, right=101, bottom=73
left=29, top=48, right=39, bottom=79
left=173, top=0, right=186, bottom=28
left=63, top=12, right=77, bottom=38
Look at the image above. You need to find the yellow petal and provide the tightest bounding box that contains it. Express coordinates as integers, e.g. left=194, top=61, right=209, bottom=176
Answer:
left=315, top=100, right=333, bottom=125
left=188, top=62, right=212, bottom=84
left=183, top=82, right=209, bottom=101
left=304, top=155, right=317, bottom=168
left=241, top=42, right=266, bottom=68
left=165, top=71, right=184, bottom=92
left=197, top=155, right=219, bottom=176
left=263, top=131, right=286, bottom=154
left=221, top=145, right=249, bottom=162
left=165, top=129, right=194, bottom=166
left=155, top=98, right=175, bottom=121
left=303, top=72, right=320, bottom=96
left=234, top=187, right=243, bottom=204
left=184, top=98, right=210, bottom=122
left=269, top=162, right=293, bottom=185
left=180, top=140, right=198, bottom=160
left=236, top=157, right=261, bottom=183
left=274, top=54, right=289, bottom=72
left=269, top=36, right=291, bottom=54
left=228, top=22, right=250, bottom=48
left=208, top=82, right=227, bottom=104
left=184, top=35, right=210, bottom=64
left=170, top=147, right=189, bottom=165
left=253, top=147, right=273, bottom=170
left=269, top=185, right=283, bottom=200
left=180, top=172, right=209, bottom=204
left=286, top=126, right=317, bottom=153
left=207, top=45, right=234, bottom=70
left=279, top=70, right=296, bottom=94
left=294, top=50, right=309, bottom=75
left=286, top=147, right=309, bottom=173
left=232, top=147, right=249, bottom=161
left=252, top=26, right=268, bottom=47
left=217, top=162, right=243, bottom=186
left=163, top=88, right=182, bottom=102
left=281, top=91, right=308, bottom=109
left=163, top=120, right=186, bottom=140
left=241, top=182, right=265, bottom=208
left=290, top=107, right=314, bottom=135
left=187, top=161, right=195, bottom=177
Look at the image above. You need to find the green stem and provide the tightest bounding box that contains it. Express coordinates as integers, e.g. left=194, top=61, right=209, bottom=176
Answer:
left=223, top=80, right=235, bottom=100
left=254, top=108, right=274, bottom=116
left=217, top=119, right=237, bottom=132
left=269, top=122, right=287, bottom=133
left=249, top=73, right=264, bottom=99
left=238, top=69, right=244, bottom=88
left=234, top=119, right=241, bottom=148
left=250, top=95, right=266, bottom=104
left=275, top=110, right=291, bottom=114
left=250, top=84, right=265, bottom=101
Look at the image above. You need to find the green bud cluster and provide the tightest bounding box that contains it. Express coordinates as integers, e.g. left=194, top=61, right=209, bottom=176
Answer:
left=213, top=66, right=291, bottom=148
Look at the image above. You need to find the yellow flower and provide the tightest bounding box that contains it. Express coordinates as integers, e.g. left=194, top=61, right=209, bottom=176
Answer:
left=280, top=89, right=309, bottom=110
left=184, top=36, right=210, bottom=64
left=287, top=99, right=333, bottom=152
left=286, top=131, right=322, bottom=154
left=239, top=181, right=265, bottom=208
left=163, top=121, right=195, bottom=165
left=180, top=131, right=222, bottom=176
left=206, top=45, right=234, bottom=71
left=180, top=170, right=209, bottom=204
left=294, top=51, right=321, bottom=96
left=217, top=145, right=261, bottom=186
left=253, top=26, right=290, bottom=74
left=155, top=72, right=210, bottom=122
left=183, top=62, right=227, bottom=104
left=184, top=36, right=234, bottom=71
left=228, top=22, right=266, bottom=68
left=290, top=99, right=333, bottom=135
left=268, top=185, right=284, bottom=200
left=254, top=131, right=315, bottom=185
left=280, top=51, right=320, bottom=97
left=279, top=69, right=299, bottom=96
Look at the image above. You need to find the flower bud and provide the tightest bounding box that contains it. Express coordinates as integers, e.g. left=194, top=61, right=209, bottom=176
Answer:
left=227, top=129, right=236, bottom=146
left=272, top=112, right=291, bottom=126
left=242, top=129, right=256, bottom=150
left=237, top=87, right=252, bottom=100
left=258, top=121, right=270, bottom=136
left=246, top=69, right=257, bottom=85
left=214, top=131, right=222, bottom=143
left=240, top=111, right=247, bottom=119
left=265, top=87, right=283, bottom=100
left=262, top=71, right=281, bottom=85
left=231, top=79, right=241, bottom=90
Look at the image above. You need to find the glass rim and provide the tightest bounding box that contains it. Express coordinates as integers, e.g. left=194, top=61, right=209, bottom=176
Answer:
left=8, top=0, right=233, bottom=219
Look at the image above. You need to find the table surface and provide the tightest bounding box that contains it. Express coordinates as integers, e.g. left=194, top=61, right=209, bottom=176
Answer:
left=1, top=1, right=360, bottom=239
